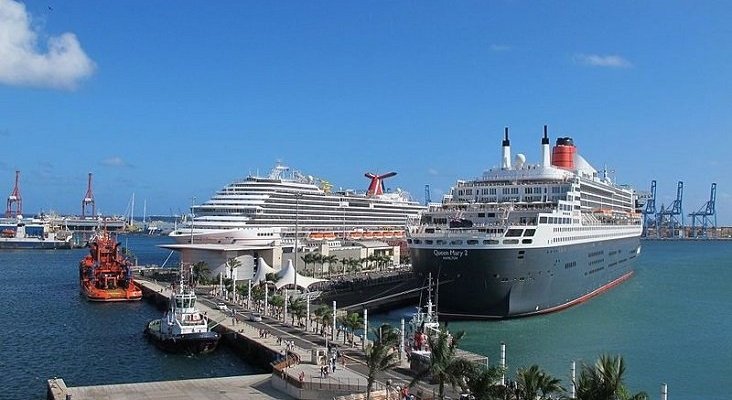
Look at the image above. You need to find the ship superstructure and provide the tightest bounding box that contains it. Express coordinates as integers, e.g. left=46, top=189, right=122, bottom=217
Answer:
left=169, top=164, right=425, bottom=245
left=408, top=126, right=642, bottom=318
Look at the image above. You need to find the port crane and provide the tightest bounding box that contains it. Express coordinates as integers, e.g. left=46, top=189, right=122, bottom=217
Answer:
left=5, top=170, right=22, bottom=218
left=641, top=180, right=657, bottom=238
left=689, top=183, right=717, bottom=238
left=656, top=181, right=684, bottom=238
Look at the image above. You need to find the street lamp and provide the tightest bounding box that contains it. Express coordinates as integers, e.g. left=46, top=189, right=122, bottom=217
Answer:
left=294, top=193, right=302, bottom=293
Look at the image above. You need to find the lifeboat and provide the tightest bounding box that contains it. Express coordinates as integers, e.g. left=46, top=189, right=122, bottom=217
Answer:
left=349, top=231, right=363, bottom=240
left=309, top=232, right=325, bottom=240
left=323, top=232, right=337, bottom=240
left=363, top=231, right=375, bottom=239
left=79, top=230, right=142, bottom=302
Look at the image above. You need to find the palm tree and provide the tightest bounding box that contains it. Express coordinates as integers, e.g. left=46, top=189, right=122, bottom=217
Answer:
left=410, top=330, right=473, bottom=400
left=288, top=297, right=306, bottom=326
left=339, top=257, right=350, bottom=275
left=311, top=253, right=324, bottom=278
left=269, top=294, right=285, bottom=319
left=463, top=364, right=506, bottom=400
left=340, top=311, right=363, bottom=345
left=364, top=341, right=400, bottom=400
left=575, top=355, right=648, bottom=400
left=236, top=283, right=249, bottom=304
left=301, top=252, right=316, bottom=277
left=323, top=254, right=339, bottom=277
left=515, top=364, right=563, bottom=400
left=373, top=323, right=399, bottom=347
left=313, top=304, right=330, bottom=334
left=192, top=261, right=210, bottom=286
left=251, top=285, right=265, bottom=312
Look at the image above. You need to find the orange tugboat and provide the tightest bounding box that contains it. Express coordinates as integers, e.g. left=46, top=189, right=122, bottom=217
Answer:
left=79, top=231, right=142, bottom=301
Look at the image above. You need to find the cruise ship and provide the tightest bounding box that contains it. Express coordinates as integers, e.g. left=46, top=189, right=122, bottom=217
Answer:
left=170, top=164, right=425, bottom=245
left=408, top=126, right=643, bottom=319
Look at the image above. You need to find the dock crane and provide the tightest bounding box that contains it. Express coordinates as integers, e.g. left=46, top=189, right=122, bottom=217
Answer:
left=641, top=180, right=657, bottom=238
left=5, top=170, right=22, bottom=218
left=689, top=183, right=717, bottom=238
left=656, top=181, right=684, bottom=238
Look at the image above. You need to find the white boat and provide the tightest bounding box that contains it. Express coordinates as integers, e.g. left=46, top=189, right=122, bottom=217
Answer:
left=169, top=163, right=425, bottom=246
left=144, top=268, right=220, bottom=354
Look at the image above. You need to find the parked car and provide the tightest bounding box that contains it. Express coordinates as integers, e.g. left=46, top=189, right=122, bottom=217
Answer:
left=216, top=302, right=229, bottom=312
left=249, top=312, right=262, bottom=322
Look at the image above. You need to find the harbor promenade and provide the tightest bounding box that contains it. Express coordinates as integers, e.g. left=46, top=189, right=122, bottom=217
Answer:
left=48, top=277, right=486, bottom=400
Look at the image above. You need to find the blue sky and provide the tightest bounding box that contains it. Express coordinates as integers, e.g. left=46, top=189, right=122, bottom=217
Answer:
left=1, top=0, right=730, bottom=223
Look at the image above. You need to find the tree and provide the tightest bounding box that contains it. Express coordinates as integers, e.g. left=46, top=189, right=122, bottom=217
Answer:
left=323, top=254, right=339, bottom=277
left=236, top=283, right=249, bottom=303
left=575, top=355, right=648, bottom=400
left=515, top=364, right=563, bottom=400
left=463, top=364, right=506, bottom=400
left=192, top=261, right=210, bottom=286
left=339, top=257, right=350, bottom=275
left=269, top=294, right=285, bottom=319
left=313, top=304, right=330, bottom=334
left=340, top=311, right=363, bottom=345
left=251, top=285, right=265, bottom=312
left=289, top=297, right=306, bottom=326
left=373, top=323, right=399, bottom=347
left=410, top=330, right=473, bottom=400
left=301, top=252, right=316, bottom=276
left=312, top=253, right=324, bottom=278
left=364, top=341, right=400, bottom=400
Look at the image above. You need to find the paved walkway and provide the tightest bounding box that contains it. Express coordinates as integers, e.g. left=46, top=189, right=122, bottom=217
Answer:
left=61, top=375, right=293, bottom=400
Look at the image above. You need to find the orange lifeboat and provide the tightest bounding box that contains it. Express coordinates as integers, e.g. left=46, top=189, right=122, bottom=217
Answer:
left=323, top=232, right=337, bottom=240
left=79, top=230, right=142, bottom=302
left=349, top=231, right=363, bottom=240
left=309, top=232, right=325, bottom=240
left=363, top=231, right=375, bottom=239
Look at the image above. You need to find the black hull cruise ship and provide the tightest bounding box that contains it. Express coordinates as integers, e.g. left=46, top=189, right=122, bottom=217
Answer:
left=408, top=126, right=642, bottom=319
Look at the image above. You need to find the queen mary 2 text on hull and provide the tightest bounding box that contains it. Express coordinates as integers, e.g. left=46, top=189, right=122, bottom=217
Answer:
left=408, top=126, right=643, bottom=319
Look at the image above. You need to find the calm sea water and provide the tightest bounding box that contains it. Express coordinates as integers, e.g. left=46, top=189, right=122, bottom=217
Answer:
left=371, top=240, right=732, bottom=400
left=0, top=234, right=261, bottom=400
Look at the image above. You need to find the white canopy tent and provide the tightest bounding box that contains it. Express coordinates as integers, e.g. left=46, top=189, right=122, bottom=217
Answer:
left=274, top=260, right=326, bottom=290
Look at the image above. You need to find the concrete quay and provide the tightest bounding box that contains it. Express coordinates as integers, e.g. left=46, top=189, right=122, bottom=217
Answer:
left=48, top=277, right=486, bottom=400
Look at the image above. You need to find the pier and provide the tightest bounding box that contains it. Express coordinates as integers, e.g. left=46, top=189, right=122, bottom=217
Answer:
left=48, top=277, right=489, bottom=400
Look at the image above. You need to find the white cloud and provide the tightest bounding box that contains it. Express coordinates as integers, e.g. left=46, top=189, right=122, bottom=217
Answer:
left=490, top=44, right=511, bottom=52
left=101, top=156, right=131, bottom=167
left=427, top=168, right=439, bottom=176
left=0, top=0, right=95, bottom=89
left=574, top=53, right=632, bottom=68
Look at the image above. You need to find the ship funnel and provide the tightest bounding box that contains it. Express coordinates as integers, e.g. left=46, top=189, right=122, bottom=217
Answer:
left=541, top=125, right=551, bottom=167
left=501, top=127, right=511, bottom=170
left=552, top=137, right=576, bottom=170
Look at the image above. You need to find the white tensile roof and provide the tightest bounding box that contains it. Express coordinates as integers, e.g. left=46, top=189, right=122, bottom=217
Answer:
left=252, top=257, right=279, bottom=285
left=274, top=260, right=326, bottom=290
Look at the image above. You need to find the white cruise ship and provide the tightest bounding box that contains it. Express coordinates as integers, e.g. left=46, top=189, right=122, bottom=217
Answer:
left=169, top=164, right=425, bottom=245
left=408, top=126, right=643, bottom=318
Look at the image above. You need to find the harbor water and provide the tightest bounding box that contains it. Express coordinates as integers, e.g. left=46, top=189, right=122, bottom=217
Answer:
left=372, top=240, right=732, bottom=400
left=0, top=234, right=261, bottom=400
left=1, top=236, right=730, bottom=399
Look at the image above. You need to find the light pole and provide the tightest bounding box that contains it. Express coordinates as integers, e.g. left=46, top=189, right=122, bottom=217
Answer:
left=294, top=193, right=302, bottom=293
left=189, top=196, right=196, bottom=245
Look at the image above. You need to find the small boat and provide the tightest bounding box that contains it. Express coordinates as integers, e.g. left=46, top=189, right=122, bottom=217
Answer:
left=79, top=230, right=142, bottom=301
left=144, top=268, right=220, bottom=355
